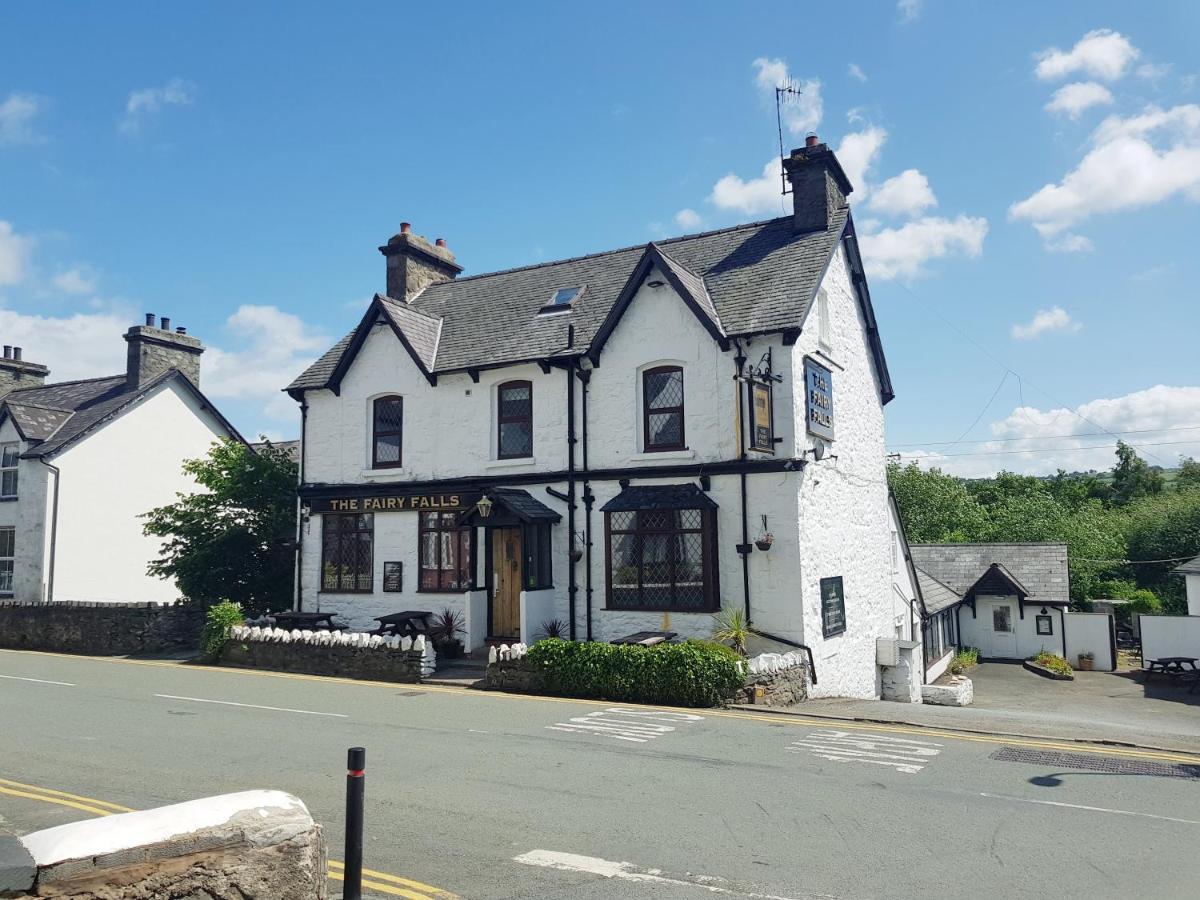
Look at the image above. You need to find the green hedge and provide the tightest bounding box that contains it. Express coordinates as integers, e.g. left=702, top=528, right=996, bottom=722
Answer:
left=523, top=638, right=745, bottom=708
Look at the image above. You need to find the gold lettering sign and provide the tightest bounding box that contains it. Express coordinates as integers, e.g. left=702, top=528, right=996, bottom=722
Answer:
left=310, top=493, right=469, bottom=514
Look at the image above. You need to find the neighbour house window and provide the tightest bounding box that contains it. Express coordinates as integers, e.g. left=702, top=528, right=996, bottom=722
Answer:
left=643, top=366, right=685, bottom=451
left=321, top=513, right=374, bottom=592
left=371, top=396, right=403, bottom=468
left=0, top=526, right=13, bottom=595
left=419, top=511, right=473, bottom=592
left=523, top=523, right=553, bottom=589
left=820, top=576, right=847, bottom=638
left=606, top=507, right=717, bottom=611
left=497, top=380, right=533, bottom=459
left=0, top=443, right=18, bottom=498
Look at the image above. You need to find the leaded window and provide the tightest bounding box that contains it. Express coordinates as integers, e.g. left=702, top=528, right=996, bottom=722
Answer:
left=0, top=526, right=13, bottom=595
left=606, top=507, right=716, bottom=611
left=0, top=443, right=18, bottom=498
left=643, top=366, right=685, bottom=451
left=372, top=396, right=403, bottom=468
left=419, top=511, right=474, bottom=591
left=497, top=381, right=533, bottom=459
left=321, top=513, right=373, bottom=592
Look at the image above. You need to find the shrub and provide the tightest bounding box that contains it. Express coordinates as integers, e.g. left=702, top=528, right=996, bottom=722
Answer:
left=948, top=646, right=979, bottom=675
left=201, top=600, right=244, bottom=660
left=1033, top=651, right=1074, bottom=676
left=711, top=608, right=750, bottom=656
left=524, top=638, right=745, bottom=707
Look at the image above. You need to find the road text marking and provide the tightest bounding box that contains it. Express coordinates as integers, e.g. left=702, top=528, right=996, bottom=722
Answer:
left=980, top=793, right=1200, bottom=825
left=788, top=729, right=942, bottom=774
left=546, top=707, right=704, bottom=743
left=152, top=694, right=348, bottom=718
left=0, top=674, right=75, bottom=686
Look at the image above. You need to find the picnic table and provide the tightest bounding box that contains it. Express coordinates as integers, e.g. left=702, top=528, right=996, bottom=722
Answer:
left=270, top=610, right=345, bottom=631
left=369, top=610, right=434, bottom=638
left=1144, top=656, right=1199, bottom=683
left=610, top=630, right=678, bottom=646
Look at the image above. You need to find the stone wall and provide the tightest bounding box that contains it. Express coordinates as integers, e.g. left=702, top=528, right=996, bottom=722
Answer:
left=220, top=629, right=432, bottom=683
left=921, top=676, right=973, bottom=706
left=0, top=601, right=203, bottom=656
left=733, top=665, right=808, bottom=706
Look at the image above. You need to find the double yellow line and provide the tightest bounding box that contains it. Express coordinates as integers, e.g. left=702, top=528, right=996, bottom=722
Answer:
left=0, top=777, right=456, bottom=899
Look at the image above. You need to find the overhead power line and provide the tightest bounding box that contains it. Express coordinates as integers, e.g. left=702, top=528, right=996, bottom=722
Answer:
left=888, top=423, right=1200, bottom=449
left=895, top=438, right=1198, bottom=460
left=1072, top=555, right=1200, bottom=565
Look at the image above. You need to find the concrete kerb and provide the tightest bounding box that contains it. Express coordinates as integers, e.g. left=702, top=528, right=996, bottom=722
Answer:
left=725, top=703, right=1199, bottom=757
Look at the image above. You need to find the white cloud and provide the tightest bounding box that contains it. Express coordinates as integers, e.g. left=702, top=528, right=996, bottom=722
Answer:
left=673, top=208, right=703, bottom=231
left=1010, top=103, right=1200, bottom=238
left=0, top=221, right=33, bottom=287
left=51, top=267, right=97, bottom=295
left=901, top=385, right=1200, bottom=477
left=897, top=0, right=922, bottom=23
left=1045, top=81, right=1114, bottom=119
left=866, top=168, right=937, bottom=216
left=857, top=215, right=988, bottom=281
left=0, top=93, right=43, bottom=146
left=0, top=308, right=131, bottom=381
left=709, top=158, right=786, bottom=217
left=1045, top=232, right=1094, bottom=253
left=753, top=58, right=822, bottom=135
left=1010, top=306, right=1081, bottom=340
left=1137, top=62, right=1172, bottom=82
left=119, top=78, right=195, bottom=135
left=848, top=63, right=867, bottom=83
left=1035, top=29, right=1139, bottom=82
left=835, top=126, right=888, bottom=197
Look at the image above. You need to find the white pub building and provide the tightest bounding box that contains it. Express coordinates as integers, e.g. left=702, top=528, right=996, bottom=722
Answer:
left=287, top=137, right=905, bottom=698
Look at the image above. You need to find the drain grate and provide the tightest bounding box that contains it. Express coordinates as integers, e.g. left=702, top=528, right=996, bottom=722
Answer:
left=991, top=746, right=1200, bottom=780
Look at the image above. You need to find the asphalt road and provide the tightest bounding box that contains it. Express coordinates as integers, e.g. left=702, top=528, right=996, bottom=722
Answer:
left=1, top=648, right=1198, bottom=900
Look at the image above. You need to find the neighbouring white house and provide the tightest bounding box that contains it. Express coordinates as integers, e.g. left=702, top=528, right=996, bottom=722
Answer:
left=0, top=316, right=244, bottom=604
left=1176, top=554, right=1200, bottom=615
left=285, top=136, right=908, bottom=699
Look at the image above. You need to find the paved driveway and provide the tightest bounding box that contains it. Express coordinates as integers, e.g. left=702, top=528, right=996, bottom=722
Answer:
left=802, top=661, right=1200, bottom=752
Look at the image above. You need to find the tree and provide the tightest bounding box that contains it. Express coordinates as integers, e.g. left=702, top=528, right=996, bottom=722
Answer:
left=1121, top=489, right=1200, bottom=614
left=1177, top=456, right=1200, bottom=493
left=142, top=439, right=298, bottom=615
left=886, top=462, right=987, bottom=543
left=1110, top=441, right=1164, bottom=505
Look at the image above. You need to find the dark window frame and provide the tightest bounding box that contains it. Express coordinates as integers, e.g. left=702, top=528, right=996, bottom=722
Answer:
left=604, top=506, right=718, bottom=613
left=820, top=575, right=847, bottom=638
left=642, top=365, right=686, bottom=452
left=0, top=524, right=14, bottom=596
left=1035, top=614, right=1053, bottom=636
left=371, top=395, right=404, bottom=469
left=522, top=523, right=554, bottom=590
left=496, top=380, right=534, bottom=459
left=320, top=513, right=374, bottom=594
left=0, top=442, right=18, bottom=499
left=418, top=511, right=475, bottom=593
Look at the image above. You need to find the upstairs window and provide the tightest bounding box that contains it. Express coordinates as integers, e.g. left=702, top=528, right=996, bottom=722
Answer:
left=497, top=380, right=533, bottom=459
left=0, top=526, right=13, bottom=595
left=0, top=443, right=17, bottom=498
left=372, top=396, right=403, bottom=469
left=817, top=288, right=831, bottom=351
left=643, top=366, right=685, bottom=451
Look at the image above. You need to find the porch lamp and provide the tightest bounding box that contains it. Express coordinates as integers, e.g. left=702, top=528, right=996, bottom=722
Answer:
left=476, top=494, right=494, bottom=519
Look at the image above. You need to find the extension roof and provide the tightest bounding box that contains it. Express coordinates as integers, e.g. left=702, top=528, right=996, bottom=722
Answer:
left=0, top=370, right=244, bottom=460
left=909, top=543, right=1070, bottom=607
left=287, top=211, right=893, bottom=402
left=914, top=567, right=963, bottom=616
left=1175, top=554, right=1200, bottom=576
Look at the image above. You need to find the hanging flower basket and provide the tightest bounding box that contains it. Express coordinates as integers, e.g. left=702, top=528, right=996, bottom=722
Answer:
left=755, top=534, right=774, bottom=552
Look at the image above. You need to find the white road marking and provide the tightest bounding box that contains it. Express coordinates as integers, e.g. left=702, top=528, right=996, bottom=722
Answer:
left=153, top=694, right=348, bottom=718
left=980, top=793, right=1200, bottom=825
left=514, top=849, right=809, bottom=899
left=0, top=674, right=75, bottom=686
left=788, top=729, right=942, bottom=774
left=546, top=708, right=704, bottom=743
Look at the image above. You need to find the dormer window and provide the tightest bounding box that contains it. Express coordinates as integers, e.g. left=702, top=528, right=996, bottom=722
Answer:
left=643, top=366, right=685, bottom=452
left=538, top=286, right=582, bottom=315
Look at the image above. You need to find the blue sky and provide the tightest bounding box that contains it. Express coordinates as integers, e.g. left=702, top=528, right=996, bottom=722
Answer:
left=1, top=1, right=1198, bottom=475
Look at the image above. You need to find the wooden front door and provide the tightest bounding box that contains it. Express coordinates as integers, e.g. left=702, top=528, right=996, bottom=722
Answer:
left=490, top=527, right=523, bottom=639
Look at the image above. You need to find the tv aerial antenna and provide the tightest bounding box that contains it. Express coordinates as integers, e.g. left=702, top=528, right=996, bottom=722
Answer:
left=775, top=79, right=805, bottom=196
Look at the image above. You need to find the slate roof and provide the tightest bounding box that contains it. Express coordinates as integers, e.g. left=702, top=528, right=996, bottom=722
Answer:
left=288, top=209, right=858, bottom=391
left=489, top=488, right=562, bottom=523
left=1176, top=554, right=1200, bottom=575
left=909, top=543, right=1070, bottom=606
left=601, top=483, right=718, bottom=512
left=251, top=439, right=300, bottom=462
left=914, top=566, right=962, bottom=615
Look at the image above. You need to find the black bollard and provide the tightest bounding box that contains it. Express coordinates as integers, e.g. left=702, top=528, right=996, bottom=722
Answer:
left=344, top=747, right=366, bottom=900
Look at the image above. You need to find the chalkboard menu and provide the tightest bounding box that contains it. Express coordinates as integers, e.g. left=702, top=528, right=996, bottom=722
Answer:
left=383, top=561, right=403, bottom=592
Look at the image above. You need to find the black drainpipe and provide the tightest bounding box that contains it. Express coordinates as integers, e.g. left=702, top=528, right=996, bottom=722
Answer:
left=294, top=398, right=308, bottom=612
left=41, top=460, right=61, bottom=602
left=577, top=366, right=594, bottom=641
left=566, top=359, right=578, bottom=640
left=733, top=344, right=751, bottom=623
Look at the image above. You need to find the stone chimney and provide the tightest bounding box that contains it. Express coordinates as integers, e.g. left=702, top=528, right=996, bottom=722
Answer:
left=781, top=134, right=854, bottom=234
left=0, top=346, right=49, bottom=398
left=124, top=313, right=204, bottom=390
left=378, top=222, right=463, bottom=302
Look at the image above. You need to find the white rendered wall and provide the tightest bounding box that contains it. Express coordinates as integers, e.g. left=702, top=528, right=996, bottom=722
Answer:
left=1187, top=574, right=1200, bottom=616
left=887, top=503, right=918, bottom=642
left=1062, top=612, right=1115, bottom=670
left=50, top=381, right=233, bottom=603
left=1139, top=615, right=1200, bottom=661
left=0, top=417, right=52, bottom=601
left=925, top=648, right=953, bottom=683
left=958, top=595, right=1068, bottom=660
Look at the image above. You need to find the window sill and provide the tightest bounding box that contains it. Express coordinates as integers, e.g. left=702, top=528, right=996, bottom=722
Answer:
left=0, top=496, right=17, bottom=502
left=360, top=468, right=405, bottom=479
left=629, top=449, right=694, bottom=462
left=604, top=607, right=717, bottom=615
left=485, top=456, right=537, bottom=469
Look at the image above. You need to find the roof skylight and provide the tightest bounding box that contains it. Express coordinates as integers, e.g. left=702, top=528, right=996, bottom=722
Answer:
left=538, top=286, right=583, bottom=315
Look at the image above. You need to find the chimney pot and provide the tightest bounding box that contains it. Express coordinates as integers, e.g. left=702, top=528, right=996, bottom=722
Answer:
left=145, top=313, right=156, bottom=326
left=805, top=133, right=819, bottom=148
left=176, top=326, right=187, bottom=334
left=435, top=238, right=446, bottom=247
left=13, top=347, right=21, bottom=361
left=400, top=222, right=411, bottom=234
left=2, top=346, right=10, bottom=359
left=160, top=316, right=170, bottom=331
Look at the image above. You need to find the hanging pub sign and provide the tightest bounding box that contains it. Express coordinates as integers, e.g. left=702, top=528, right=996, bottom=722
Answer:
left=748, top=380, right=775, bottom=454
left=804, top=357, right=834, bottom=441
left=308, top=492, right=480, bottom=514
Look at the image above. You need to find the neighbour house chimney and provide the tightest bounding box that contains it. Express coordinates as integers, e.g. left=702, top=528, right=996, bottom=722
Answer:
left=378, top=223, right=463, bottom=302
left=781, top=135, right=854, bottom=234
left=0, top=344, right=49, bottom=398
left=123, top=314, right=204, bottom=390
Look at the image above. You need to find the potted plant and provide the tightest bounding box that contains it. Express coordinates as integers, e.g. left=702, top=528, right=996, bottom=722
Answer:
left=430, top=607, right=466, bottom=659
left=1077, top=650, right=1095, bottom=671
left=754, top=515, right=774, bottom=552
